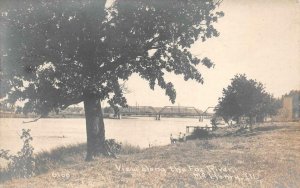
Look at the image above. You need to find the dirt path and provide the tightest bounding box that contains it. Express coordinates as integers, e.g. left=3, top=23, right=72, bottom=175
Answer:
left=2, top=122, right=300, bottom=188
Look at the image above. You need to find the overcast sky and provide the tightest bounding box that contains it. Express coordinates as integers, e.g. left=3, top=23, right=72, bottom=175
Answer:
left=120, top=0, right=300, bottom=110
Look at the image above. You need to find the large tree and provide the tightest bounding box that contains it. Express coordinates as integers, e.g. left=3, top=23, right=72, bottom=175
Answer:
left=216, top=74, right=278, bottom=127
left=0, top=0, right=223, bottom=160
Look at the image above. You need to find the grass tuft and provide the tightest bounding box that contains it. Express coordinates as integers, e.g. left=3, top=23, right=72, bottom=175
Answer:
left=119, top=142, right=141, bottom=155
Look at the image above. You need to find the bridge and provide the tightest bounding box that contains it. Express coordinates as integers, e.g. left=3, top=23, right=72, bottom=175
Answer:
left=156, top=106, right=201, bottom=120
left=109, top=105, right=217, bottom=121
left=198, top=106, right=218, bottom=122
left=120, top=106, right=158, bottom=116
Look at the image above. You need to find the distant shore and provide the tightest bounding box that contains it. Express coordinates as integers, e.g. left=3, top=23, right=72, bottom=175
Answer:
left=0, top=113, right=204, bottom=119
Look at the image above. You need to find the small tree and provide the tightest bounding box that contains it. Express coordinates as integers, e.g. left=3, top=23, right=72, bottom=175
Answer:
left=0, top=129, right=35, bottom=179
left=216, top=74, right=278, bottom=128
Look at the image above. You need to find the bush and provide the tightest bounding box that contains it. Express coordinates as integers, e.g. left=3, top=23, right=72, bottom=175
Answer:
left=0, top=129, right=35, bottom=180
left=211, top=117, right=217, bottom=127
left=105, top=139, right=122, bottom=155
left=104, top=139, right=141, bottom=156
left=187, top=128, right=212, bottom=140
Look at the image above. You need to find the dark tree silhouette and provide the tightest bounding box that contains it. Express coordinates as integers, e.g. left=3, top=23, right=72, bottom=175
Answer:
left=0, top=0, right=223, bottom=160
left=216, top=74, right=279, bottom=127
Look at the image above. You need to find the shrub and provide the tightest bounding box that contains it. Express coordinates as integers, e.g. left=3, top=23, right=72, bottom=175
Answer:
left=105, top=139, right=122, bottom=155
left=187, top=128, right=212, bottom=140
left=104, top=139, right=141, bottom=156
left=0, top=129, right=35, bottom=180
left=211, top=117, right=217, bottom=127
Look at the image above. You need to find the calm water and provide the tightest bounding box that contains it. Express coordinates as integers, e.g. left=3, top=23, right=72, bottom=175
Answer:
left=0, top=117, right=211, bottom=154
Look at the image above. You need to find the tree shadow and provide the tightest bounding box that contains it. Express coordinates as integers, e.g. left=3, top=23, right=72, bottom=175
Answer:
left=214, top=123, right=292, bottom=138
left=253, top=124, right=287, bottom=132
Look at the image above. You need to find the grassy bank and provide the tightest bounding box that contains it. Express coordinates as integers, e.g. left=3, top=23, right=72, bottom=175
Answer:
left=0, top=142, right=141, bottom=182
left=1, top=122, right=300, bottom=187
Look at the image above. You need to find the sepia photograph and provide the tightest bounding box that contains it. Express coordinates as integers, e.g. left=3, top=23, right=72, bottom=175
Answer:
left=0, top=0, right=299, bottom=187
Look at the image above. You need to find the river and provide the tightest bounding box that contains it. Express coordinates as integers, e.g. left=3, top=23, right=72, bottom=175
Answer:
left=0, top=117, right=211, bottom=154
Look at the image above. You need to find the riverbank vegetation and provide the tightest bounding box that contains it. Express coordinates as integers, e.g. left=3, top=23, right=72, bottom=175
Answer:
left=1, top=122, right=299, bottom=187
left=0, top=134, right=141, bottom=183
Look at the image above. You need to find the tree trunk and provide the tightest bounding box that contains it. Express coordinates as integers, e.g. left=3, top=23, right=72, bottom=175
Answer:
left=249, top=116, right=254, bottom=131
left=84, top=93, right=105, bottom=161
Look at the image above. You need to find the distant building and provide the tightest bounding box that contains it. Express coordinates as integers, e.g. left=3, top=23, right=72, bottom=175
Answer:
left=274, top=92, right=300, bottom=121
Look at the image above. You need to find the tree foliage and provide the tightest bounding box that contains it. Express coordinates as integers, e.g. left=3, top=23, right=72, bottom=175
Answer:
left=1, top=0, right=224, bottom=159
left=0, top=0, right=223, bottom=115
left=216, top=74, right=279, bottom=123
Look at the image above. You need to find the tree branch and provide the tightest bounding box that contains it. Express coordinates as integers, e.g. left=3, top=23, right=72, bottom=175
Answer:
left=22, top=115, right=43, bottom=124
left=60, top=97, right=84, bottom=110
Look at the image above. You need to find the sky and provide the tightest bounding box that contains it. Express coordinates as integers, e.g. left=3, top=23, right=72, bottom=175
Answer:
left=3, top=0, right=299, bottom=111
left=120, top=0, right=300, bottom=110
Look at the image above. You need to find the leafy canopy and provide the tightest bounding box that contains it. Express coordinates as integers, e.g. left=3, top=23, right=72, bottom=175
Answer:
left=0, top=0, right=224, bottom=115
left=216, top=74, right=278, bottom=122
